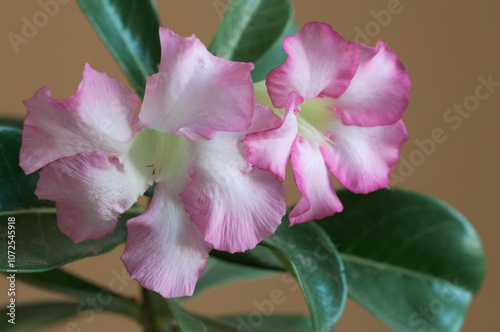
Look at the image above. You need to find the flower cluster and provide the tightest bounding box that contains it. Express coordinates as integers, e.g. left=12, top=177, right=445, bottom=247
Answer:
left=245, top=22, right=410, bottom=224
left=20, top=22, right=409, bottom=298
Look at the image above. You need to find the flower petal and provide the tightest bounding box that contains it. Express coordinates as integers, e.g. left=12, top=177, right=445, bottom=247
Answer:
left=181, top=130, right=286, bottom=253
left=35, top=151, right=150, bottom=243
left=243, top=92, right=302, bottom=182
left=248, top=103, right=283, bottom=133
left=334, top=41, right=411, bottom=126
left=122, top=182, right=211, bottom=298
left=140, top=28, right=255, bottom=138
left=266, top=22, right=359, bottom=108
left=20, top=64, right=140, bottom=174
left=289, top=136, right=343, bottom=224
left=322, top=120, right=408, bottom=193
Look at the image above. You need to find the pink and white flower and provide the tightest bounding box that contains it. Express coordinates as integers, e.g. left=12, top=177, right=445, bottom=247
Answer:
left=244, top=22, right=411, bottom=224
left=20, top=28, right=286, bottom=298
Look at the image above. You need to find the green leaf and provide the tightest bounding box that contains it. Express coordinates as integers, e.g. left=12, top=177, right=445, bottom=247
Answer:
left=260, top=220, right=346, bottom=332
left=0, top=302, right=82, bottom=332
left=211, top=218, right=346, bottom=332
left=77, top=0, right=161, bottom=97
left=0, top=118, right=23, bottom=130
left=211, top=245, right=284, bottom=272
left=0, top=125, right=142, bottom=271
left=14, top=269, right=140, bottom=319
left=193, top=257, right=276, bottom=297
left=167, top=309, right=338, bottom=332
left=210, top=0, right=294, bottom=63
left=316, top=189, right=486, bottom=332
left=0, top=207, right=140, bottom=272
left=251, top=23, right=299, bottom=82
left=141, top=289, right=173, bottom=331
left=167, top=299, right=234, bottom=332
left=219, top=315, right=336, bottom=332
left=0, top=127, right=52, bottom=212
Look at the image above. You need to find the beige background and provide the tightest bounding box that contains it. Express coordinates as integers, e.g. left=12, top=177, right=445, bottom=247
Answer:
left=1, top=0, right=499, bottom=331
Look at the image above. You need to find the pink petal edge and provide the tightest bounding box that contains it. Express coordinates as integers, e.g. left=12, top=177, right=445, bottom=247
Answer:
left=289, top=136, right=343, bottom=224
left=140, top=28, right=255, bottom=138
left=266, top=22, right=359, bottom=108
left=35, top=151, right=149, bottom=243
left=20, top=63, right=140, bottom=174
left=334, top=41, right=411, bottom=127
left=243, top=92, right=303, bottom=182
left=322, top=120, right=409, bottom=194
left=122, top=182, right=211, bottom=298
left=181, top=130, right=286, bottom=253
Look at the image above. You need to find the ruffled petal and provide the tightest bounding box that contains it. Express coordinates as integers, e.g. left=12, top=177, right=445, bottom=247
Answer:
left=242, top=92, right=302, bottom=182
left=334, top=41, right=411, bottom=126
left=35, top=151, right=150, bottom=243
left=181, top=131, right=286, bottom=253
left=266, top=22, right=359, bottom=108
left=322, top=120, right=408, bottom=193
left=248, top=103, right=283, bottom=133
left=21, top=64, right=140, bottom=174
left=140, top=28, right=255, bottom=138
left=122, top=182, right=211, bottom=298
left=289, top=136, right=343, bottom=224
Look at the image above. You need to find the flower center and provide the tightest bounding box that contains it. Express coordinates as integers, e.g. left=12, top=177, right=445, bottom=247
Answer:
left=253, top=81, right=285, bottom=118
left=128, top=129, right=188, bottom=183
left=252, top=81, right=336, bottom=147
left=152, top=130, right=173, bottom=177
left=297, top=97, right=336, bottom=147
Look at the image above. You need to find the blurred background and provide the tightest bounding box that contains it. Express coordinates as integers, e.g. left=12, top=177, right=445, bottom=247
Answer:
left=1, top=0, right=499, bottom=331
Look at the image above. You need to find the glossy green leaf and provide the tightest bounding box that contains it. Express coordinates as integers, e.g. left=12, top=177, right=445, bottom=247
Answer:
left=167, top=299, right=233, bottom=332
left=211, top=218, right=346, bottom=332
left=167, top=309, right=337, bottom=332
left=193, top=257, right=276, bottom=297
left=211, top=245, right=284, bottom=272
left=0, top=302, right=82, bottom=332
left=219, top=315, right=336, bottom=332
left=251, top=23, right=299, bottom=82
left=316, top=189, right=486, bottom=332
left=0, top=125, right=142, bottom=271
left=14, top=269, right=140, bottom=319
left=0, top=127, right=52, bottom=212
left=0, top=207, right=140, bottom=272
left=0, top=118, right=23, bottom=130
left=260, top=220, right=346, bottom=332
left=77, top=0, right=161, bottom=97
left=210, top=0, right=294, bottom=63
left=174, top=221, right=347, bottom=331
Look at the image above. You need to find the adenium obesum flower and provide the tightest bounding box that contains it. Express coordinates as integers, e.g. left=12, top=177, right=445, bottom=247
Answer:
left=244, top=22, right=411, bottom=224
left=20, top=28, right=286, bottom=297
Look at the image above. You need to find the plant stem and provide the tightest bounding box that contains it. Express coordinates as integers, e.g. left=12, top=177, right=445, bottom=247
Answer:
left=141, top=287, right=174, bottom=332
left=142, top=288, right=159, bottom=332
